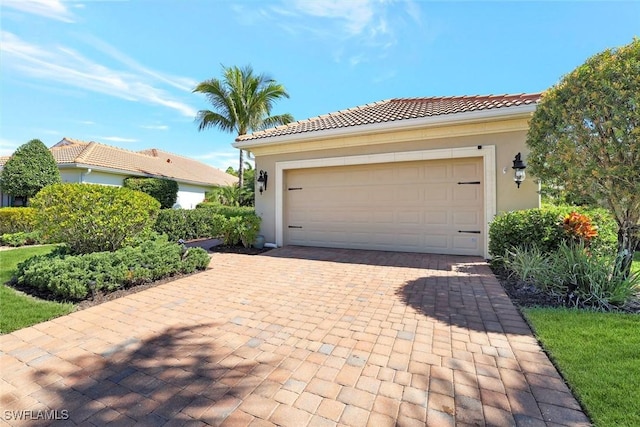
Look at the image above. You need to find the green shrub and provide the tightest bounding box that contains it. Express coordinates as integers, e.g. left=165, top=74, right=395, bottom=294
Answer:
left=0, top=231, right=43, bottom=247
left=154, top=207, right=260, bottom=245
left=0, top=139, right=61, bottom=202
left=30, top=183, right=160, bottom=254
left=123, top=177, right=179, bottom=209
left=489, top=205, right=617, bottom=262
left=0, top=207, right=37, bottom=234
left=195, top=203, right=256, bottom=217
left=16, top=236, right=210, bottom=300
left=503, top=242, right=640, bottom=310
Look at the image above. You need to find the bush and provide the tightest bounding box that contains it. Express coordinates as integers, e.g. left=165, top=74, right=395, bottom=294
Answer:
left=489, top=205, right=617, bottom=262
left=0, top=231, right=42, bottom=247
left=503, top=242, right=640, bottom=310
left=16, top=236, right=210, bottom=300
left=0, top=207, right=37, bottom=235
left=154, top=206, right=261, bottom=246
left=123, top=177, right=179, bottom=209
left=30, top=183, right=160, bottom=254
left=196, top=203, right=256, bottom=217
left=0, top=139, right=61, bottom=203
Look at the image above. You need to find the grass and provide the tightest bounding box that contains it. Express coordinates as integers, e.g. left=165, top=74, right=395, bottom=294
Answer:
left=0, top=245, right=74, bottom=334
left=524, top=308, right=640, bottom=427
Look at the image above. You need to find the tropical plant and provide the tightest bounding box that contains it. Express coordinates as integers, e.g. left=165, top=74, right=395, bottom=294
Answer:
left=193, top=64, right=293, bottom=188
left=526, top=38, right=640, bottom=276
left=0, top=139, right=60, bottom=205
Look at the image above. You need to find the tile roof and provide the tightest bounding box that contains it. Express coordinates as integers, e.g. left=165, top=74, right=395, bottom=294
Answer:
left=48, top=138, right=237, bottom=186
left=237, top=93, right=541, bottom=142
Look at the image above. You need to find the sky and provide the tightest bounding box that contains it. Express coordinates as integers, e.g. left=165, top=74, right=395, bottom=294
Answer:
left=0, top=1, right=638, bottom=172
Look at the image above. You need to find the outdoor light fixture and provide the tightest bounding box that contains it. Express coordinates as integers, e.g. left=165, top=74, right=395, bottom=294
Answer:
left=257, top=170, right=268, bottom=194
left=512, top=153, right=527, bottom=188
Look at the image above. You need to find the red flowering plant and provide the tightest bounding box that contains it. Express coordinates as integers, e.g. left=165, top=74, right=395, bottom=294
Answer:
left=562, top=212, right=598, bottom=247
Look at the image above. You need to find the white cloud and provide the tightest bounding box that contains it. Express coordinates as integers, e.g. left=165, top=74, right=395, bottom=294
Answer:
left=141, top=124, right=169, bottom=131
left=1, top=0, right=76, bottom=23
left=98, top=136, right=138, bottom=143
left=0, top=31, right=198, bottom=118
left=192, top=149, right=240, bottom=171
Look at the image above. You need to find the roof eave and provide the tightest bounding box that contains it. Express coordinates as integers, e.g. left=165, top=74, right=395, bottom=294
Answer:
left=57, top=163, right=232, bottom=187
left=233, top=103, right=537, bottom=150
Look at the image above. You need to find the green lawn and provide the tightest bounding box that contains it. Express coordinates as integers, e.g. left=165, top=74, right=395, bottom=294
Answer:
left=524, top=308, right=640, bottom=427
left=0, top=245, right=74, bottom=334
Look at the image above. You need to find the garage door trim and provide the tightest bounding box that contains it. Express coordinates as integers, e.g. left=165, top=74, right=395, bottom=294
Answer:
left=275, top=145, right=496, bottom=258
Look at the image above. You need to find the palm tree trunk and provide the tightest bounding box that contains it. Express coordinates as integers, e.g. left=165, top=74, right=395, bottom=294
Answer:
left=238, top=149, right=244, bottom=189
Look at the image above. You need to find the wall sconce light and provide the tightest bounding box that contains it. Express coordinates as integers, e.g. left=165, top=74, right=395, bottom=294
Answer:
left=257, top=170, right=268, bottom=194
left=512, top=153, right=526, bottom=188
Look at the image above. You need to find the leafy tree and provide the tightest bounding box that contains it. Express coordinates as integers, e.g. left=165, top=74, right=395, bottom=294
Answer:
left=1, top=139, right=60, bottom=205
left=526, top=38, right=640, bottom=275
left=193, top=65, right=293, bottom=189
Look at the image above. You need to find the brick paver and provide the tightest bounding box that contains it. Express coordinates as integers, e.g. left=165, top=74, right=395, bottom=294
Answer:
left=0, top=247, right=591, bottom=426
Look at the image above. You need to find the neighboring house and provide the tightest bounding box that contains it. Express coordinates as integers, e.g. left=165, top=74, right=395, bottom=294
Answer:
left=234, top=93, right=542, bottom=258
left=0, top=138, right=237, bottom=209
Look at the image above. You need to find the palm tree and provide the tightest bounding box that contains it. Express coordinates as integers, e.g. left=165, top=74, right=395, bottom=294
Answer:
left=193, top=65, right=293, bottom=188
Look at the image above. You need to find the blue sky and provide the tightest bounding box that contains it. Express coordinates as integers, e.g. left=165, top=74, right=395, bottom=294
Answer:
left=1, top=1, right=638, bottom=171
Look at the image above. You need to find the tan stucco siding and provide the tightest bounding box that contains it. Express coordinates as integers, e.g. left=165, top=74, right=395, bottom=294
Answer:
left=252, top=127, right=539, bottom=246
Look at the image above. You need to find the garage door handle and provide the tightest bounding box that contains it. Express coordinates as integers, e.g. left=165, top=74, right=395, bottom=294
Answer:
left=288, top=226, right=303, bottom=229
left=288, top=187, right=303, bottom=191
left=458, top=230, right=481, bottom=234
left=457, top=181, right=481, bottom=185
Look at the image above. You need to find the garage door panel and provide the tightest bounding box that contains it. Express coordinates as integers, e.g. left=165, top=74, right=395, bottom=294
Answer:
left=285, top=158, right=484, bottom=255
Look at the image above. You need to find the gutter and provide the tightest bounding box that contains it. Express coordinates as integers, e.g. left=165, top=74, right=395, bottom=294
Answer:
left=233, top=104, right=537, bottom=150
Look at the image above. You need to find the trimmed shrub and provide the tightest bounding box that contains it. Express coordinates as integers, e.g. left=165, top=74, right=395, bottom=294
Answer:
left=154, top=206, right=260, bottom=246
left=195, top=203, right=256, bottom=217
left=123, top=177, right=179, bottom=209
left=0, top=207, right=37, bottom=234
left=489, top=205, right=617, bottom=262
left=30, top=183, right=160, bottom=254
left=16, top=236, right=210, bottom=300
left=0, top=139, right=61, bottom=203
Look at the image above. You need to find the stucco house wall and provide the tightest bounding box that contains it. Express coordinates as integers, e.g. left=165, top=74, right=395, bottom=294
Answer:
left=236, top=95, right=541, bottom=258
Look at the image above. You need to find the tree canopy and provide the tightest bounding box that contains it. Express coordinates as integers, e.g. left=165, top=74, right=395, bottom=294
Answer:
left=193, top=65, right=293, bottom=188
left=0, top=139, right=61, bottom=204
left=526, top=38, right=639, bottom=274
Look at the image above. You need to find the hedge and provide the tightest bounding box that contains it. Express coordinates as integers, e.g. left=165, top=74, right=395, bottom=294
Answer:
left=0, top=207, right=37, bottom=235
left=155, top=207, right=261, bottom=247
left=123, top=177, right=179, bottom=209
left=16, top=236, right=210, bottom=300
left=489, top=205, right=618, bottom=261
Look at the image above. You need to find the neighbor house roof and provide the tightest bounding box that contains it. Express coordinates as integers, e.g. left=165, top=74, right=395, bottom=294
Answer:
left=46, top=138, right=237, bottom=187
left=237, top=93, right=542, bottom=143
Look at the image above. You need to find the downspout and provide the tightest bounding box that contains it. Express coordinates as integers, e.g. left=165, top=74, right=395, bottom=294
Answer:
left=80, top=168, right=92, bottom=183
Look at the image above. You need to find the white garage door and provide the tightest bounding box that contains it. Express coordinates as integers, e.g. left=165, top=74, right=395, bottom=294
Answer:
left=284, top=158, right=484, bottom=256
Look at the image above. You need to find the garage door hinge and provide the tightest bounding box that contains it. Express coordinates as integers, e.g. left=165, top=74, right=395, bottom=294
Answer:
left=457, top=181, right=481, bottom=185
left=288, top=187, right=303, bottom=190
left=458, top=230, right=481, bottom=234
left=288, top=225, right=303, bottom=229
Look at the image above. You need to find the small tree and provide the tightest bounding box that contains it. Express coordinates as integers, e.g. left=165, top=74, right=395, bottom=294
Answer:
left=526, top=38, right=640, bottom=276
left=0, top=139, right=60, bottom=205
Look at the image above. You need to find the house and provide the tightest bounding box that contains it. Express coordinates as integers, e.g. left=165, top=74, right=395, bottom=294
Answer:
left=0, top=138, right=237, bottom=208
left=234, top=94, right=542, bottom=258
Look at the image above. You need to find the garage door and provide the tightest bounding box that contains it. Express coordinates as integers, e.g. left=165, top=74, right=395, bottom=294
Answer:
left=284, top=158, right=484, bottom=255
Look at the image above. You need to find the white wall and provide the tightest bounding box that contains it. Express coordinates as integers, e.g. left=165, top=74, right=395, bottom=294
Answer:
left=176, top=183, right=208, bottom=209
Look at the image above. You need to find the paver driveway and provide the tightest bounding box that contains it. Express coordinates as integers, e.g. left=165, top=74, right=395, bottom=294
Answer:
left=0, top=247, right=590, bottom=426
